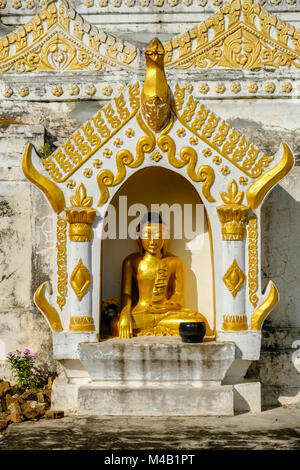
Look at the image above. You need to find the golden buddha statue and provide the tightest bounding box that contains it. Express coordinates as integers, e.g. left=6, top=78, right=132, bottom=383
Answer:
left=110, top=213, right=214, bottom=340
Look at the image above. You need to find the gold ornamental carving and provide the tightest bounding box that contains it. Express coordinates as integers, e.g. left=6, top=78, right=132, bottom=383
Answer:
left=56, top=216, right=67, bottom=310
left=70, top=258, right=92, bottom=301
left=69, top=315, right=95, bottom=332
left=247, top=216, right=258, bottom=308
left=247, top=142, right=294, bottom=210
left=164, top=0, right=300, bottom=70
left=34, top=282, right=63, bottom=332
left=65, top=184, right=96, bottom=242
left=22, top=143, right=66, bottom=214
left=251, top=281, right=279, bottom=330
left=0, top=0, right=137, bottom=73
left=41, top=84, right=140, bottom=183
left=141, top=38, right=171, bottom=132
left=217, top=180, right=249, bottom=241
left=97, top=110, right=156, bottom=206
left=173, top=84, right=274, bottom=179
left=222, top=314, right=248, bottom=331
left=157, top=115, right=216, bottom=203
left=96, top=109, right=216, bottom=206
left=223, top=259, right=245, bottom=297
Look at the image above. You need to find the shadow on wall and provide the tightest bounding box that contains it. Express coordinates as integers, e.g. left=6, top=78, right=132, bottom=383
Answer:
left=246, top=184, right=300, bottom=407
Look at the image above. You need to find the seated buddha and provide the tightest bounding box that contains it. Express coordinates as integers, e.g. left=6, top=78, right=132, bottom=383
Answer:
left=110, top=212, right=214, bottom=339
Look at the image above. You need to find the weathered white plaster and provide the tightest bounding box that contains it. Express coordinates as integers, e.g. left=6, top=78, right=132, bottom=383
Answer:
left=78, top=337, right=236, bottom=383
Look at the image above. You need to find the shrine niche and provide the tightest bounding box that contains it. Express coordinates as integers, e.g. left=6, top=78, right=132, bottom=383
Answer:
left=22, top=37, right=294, bottom=416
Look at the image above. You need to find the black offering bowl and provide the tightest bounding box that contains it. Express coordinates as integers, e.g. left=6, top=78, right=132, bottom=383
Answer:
left=179, top=322, right=206, bottom=343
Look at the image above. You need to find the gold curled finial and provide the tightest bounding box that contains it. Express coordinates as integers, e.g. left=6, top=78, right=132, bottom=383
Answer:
left=247, top=143, right=294, bottom=210
left=34, top=282, right=63, bottom=332
left=250, top=281, right=279, bottom=330
left=141, top=38, right=171, bottom=133
left=22, top=143, right=65, bottom=214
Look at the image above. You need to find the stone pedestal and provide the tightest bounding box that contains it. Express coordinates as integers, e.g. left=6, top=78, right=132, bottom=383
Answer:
left=52, top=337, right=243, bottom=416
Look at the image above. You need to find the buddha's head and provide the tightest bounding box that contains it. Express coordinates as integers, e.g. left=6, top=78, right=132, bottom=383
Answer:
left=137, top=212, right=168, bottom=256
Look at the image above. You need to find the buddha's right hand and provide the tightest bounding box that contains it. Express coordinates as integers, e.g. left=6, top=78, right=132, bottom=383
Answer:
left=118, top=306, right=133, bottom=339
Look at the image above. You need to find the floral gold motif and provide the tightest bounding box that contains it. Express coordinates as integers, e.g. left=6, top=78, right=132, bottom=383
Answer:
left=66, top=184, right=96, bottom=241
left=70, top=258, right=92, bottom=301
left=151, top=151, right=163, bottom=162
left=83, top=168, right=93, bottom=178
left=223, top=259, right=246, bottom=298
left=18, top=87, right=29, bottom=97
left=4, top=88, right=13, bottom=98
left=217, top=180, right=249, bottom=240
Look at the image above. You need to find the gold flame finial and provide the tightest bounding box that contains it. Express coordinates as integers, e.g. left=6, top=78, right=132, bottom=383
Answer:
left=141, top=38, right=171, bottom=132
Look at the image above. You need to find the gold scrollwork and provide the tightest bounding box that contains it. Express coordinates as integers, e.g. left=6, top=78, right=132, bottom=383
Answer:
left=22, top=143, right=65, bottom=214
left=157, top=115, right=216, bottom=203
left=56, top=216, right=67, bottom=310
left=97, top=110, right=156, bottom=206
left=247, top=216, right=258, bottom=308
left=247, top=142, right=294, bottom=210
left=34, top=282, right=63, bottom=332
left=250, top=281, right=279, bottom=330
left=164, top=0, right=300, bottom=70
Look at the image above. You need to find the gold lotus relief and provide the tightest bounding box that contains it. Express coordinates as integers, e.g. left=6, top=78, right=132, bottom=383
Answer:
left=70, top=258, right=92, bottom=301
left=40, top=33, right=103, bottom=72
left=223, top=259, right=245, bottom=297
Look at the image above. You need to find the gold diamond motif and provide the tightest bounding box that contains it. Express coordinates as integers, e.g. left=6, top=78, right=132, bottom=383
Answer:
left=223, top=259, right=245, bottom=298
left=70, top=259, right=91, bottom=301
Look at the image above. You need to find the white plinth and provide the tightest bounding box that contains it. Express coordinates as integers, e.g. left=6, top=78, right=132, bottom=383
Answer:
left=51, top=337, right=261, bottom=416
left=78, top=336, right=236, bottom=384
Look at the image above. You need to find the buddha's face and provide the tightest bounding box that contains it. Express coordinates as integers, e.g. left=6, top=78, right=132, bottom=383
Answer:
left=140, top=223, right=165, bottom=255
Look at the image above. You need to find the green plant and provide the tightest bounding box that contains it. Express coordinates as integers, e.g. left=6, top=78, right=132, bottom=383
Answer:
left=37, top=142, right=51, bottom=159
left=7, top=349, right=42, bottom=390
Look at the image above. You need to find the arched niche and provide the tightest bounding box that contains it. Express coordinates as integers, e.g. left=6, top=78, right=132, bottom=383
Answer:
left=101, top=166, right=215, bottom=332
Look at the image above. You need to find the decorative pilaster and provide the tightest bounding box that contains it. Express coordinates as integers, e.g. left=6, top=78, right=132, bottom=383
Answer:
left=65, top=184, right=96, bottom=332
left=217, top=180, right=249, bottom=331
